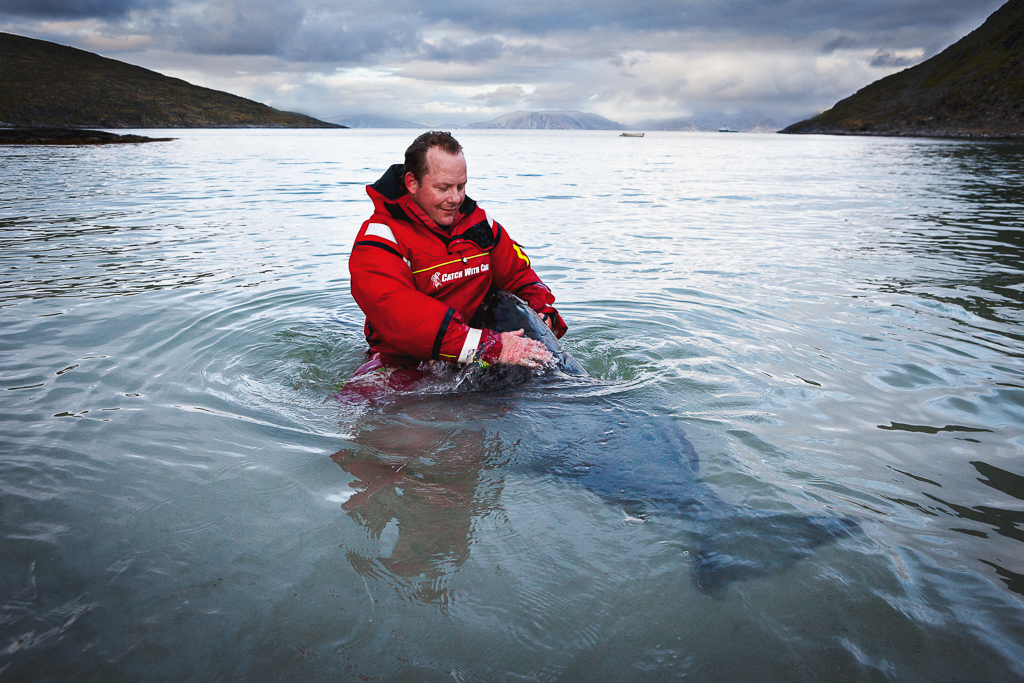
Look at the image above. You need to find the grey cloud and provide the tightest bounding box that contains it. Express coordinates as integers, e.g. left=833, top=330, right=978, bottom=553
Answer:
left=821, top=34, right=862, bottom=53
left=179, top=0, right=304, bottom=55
left=8, top=0, right=1002, bottom=63
left=471, top=84, right=526, bottom=102
left=416, top=0, right=1003, bottom=48
left=869, top=49, right=921, bottom=68
left=1, top=0, right=165, bottom=19
left=176, top=2, right=421, bottom=63
left=283, top=17, right=420, bottom=63
left=420, top=36, right=505, bottom=63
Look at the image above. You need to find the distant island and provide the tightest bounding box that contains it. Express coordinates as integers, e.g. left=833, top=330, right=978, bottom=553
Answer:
left=633, top=111, right=809, bottom=133
left=465, top=111, right=626, bottom=130
left=327, top=114, right=427, bottom=128
left=782, top=0, right=1024, bottom=138
left=0, top=32, right=340, bottom=129
left=329, top=109, right=808, bottom=131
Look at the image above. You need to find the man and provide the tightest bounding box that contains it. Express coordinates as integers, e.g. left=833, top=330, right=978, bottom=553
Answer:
left=348, top=131, right=566, bottom=388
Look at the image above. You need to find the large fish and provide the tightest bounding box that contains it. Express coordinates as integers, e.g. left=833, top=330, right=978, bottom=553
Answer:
left=335, top=291, right=859, bottom=596
left=476, top=291, right=859, bottom=591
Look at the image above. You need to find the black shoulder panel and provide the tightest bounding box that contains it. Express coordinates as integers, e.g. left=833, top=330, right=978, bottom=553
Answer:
left=459, top=196, right=478, bottom=215
left=461, top=220, right=497, bottom=250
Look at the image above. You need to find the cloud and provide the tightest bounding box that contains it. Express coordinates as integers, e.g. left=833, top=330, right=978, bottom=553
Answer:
left=0, top=0, right=1008, bottom=124
left=177, top=0, right=304, bottom=55
left=1, top=0, right=165, bottom=19
left=869, top=48, right=924, bottom=68
left=420, top=36, right=505, bottom=63
left=412, top=0, right=999, bottom=46
left=471, top=84, right=527, bottom=103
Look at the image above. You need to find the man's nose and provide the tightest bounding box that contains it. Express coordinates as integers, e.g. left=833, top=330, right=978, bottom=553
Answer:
left=446, top=187, right=460, bottom=203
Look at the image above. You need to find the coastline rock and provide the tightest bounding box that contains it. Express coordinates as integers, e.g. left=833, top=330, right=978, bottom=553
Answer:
left=0, top=127, right=173, bottom=145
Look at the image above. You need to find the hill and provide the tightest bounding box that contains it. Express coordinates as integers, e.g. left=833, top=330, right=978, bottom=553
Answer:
left=465, top=110, right=625, bottom=130
left=781, top=0, right=1024, bottom=138
left=0, top=32, right=339, bottom=128
left=327, top=114, right=427, bottom=128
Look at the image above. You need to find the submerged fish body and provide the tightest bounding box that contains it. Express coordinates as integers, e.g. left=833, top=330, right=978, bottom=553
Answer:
left=475, top=291, right=860, bottom=593
left=340, top=290, right=860, bottom=595
left=508, top=396, right=859, bottom=596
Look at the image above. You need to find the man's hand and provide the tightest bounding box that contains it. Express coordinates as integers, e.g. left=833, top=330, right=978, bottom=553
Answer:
left=498, top=329, right=553, bottom=367
left=540, top=311, right=554, bottom=331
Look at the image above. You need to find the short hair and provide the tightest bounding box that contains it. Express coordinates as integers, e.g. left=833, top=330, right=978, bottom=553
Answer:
left=404, top=131, right=463, bottom=184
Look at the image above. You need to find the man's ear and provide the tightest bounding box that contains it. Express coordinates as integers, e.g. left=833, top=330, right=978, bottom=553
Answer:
left=404, top=171, right=419, bottom=194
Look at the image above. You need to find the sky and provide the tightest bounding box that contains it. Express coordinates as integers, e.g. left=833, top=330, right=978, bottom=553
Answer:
left=0, top=0, right=1007, bottom=126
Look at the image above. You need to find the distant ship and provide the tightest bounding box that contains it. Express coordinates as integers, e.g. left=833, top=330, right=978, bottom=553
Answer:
left=620, top=132, right=645, bottom=137
left=718, top=127, right=739, bottom=133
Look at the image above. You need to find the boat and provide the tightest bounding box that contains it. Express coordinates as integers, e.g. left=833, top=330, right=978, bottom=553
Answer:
left=620, top=132, right=644, bottom=137
left=718, top=128, right=739, bottom=133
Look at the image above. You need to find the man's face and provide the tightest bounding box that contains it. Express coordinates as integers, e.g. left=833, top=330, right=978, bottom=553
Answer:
left=405, top=148, right=467, bottom=228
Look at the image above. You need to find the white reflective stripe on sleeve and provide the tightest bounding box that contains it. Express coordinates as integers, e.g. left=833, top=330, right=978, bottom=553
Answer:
left=458, top=328, right=483, bottom=364
left=365, top=223, right=398, bottom=244
left=364, top=223, right=410, bottom=268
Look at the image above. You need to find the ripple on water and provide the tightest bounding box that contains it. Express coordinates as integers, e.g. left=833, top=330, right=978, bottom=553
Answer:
left=2, top=131, right=1024, bottom=681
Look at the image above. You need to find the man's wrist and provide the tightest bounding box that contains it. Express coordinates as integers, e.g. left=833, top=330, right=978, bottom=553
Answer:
left=473, top=329, right=503, bottom=365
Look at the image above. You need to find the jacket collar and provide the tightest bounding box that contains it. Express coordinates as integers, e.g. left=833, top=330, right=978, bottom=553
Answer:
left=366, top=164, right=479, bottom=239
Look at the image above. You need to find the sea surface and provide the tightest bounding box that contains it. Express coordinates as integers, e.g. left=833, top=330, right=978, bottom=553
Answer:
left=1, top=129, right=1022, bottom=681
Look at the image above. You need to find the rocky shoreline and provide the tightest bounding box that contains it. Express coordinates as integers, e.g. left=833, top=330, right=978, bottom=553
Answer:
left=0, top=127, right=173, bottom=145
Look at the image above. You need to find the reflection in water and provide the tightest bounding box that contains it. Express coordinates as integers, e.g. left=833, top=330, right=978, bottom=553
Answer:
left=913, top=460, right=1024, bottom=597
left=3, top=131, right=1024, bottom=680
left=331, top=401, right=506, bottom=606
left=878, top=141, right=1024, bottom=328
left=333, top=385, right=860, bottom=603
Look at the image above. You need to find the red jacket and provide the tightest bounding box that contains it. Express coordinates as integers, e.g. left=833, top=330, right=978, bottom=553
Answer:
left=349, top=164, right=567, bottom=366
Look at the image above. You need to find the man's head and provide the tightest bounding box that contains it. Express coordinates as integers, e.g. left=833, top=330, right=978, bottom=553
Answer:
left=404, top=131, right=467, bottom=228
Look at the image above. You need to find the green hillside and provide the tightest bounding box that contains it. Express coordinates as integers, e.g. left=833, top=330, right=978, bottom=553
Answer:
left=781, top=0, right=1024, bottom=138
left=0, top=32, right=340, bottom=128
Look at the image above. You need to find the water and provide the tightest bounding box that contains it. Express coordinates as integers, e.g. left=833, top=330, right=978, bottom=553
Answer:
left=1, top=129, right=1023, bottom=681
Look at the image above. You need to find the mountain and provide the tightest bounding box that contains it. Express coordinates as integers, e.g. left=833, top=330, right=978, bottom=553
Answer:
left=0, top=32, right=339, bottom=128
left=781, top=0, right=1024, bottom=138
left=327, top=114, right=427, bottom=128
left=465, top=110, right=626, bottom=130
left=632, top=111, right=813, bottom=133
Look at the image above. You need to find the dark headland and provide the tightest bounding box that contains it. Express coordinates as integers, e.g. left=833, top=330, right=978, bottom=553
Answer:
left=0, top=32, right=341, bottom=131
left=781, top=0, right=1024, bottom=139
left=0, top=127, right=173, bottom=145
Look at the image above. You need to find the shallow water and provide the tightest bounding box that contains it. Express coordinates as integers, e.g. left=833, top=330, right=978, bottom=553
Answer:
left=2, top=129, right=1023, bottom=681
